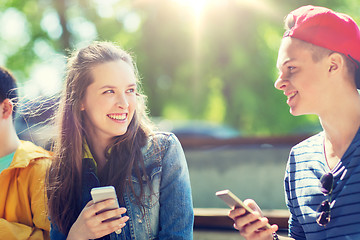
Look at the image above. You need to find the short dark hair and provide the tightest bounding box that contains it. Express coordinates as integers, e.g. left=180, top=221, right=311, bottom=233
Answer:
left=0, top=67, right=18, bottom=117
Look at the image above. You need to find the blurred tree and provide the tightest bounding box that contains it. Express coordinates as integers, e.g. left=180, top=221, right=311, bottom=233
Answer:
left=1, top=0, right=358, bottom=136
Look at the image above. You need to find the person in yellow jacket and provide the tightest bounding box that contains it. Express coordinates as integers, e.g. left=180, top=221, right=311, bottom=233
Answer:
left=0, top=66, right=51, bottom=240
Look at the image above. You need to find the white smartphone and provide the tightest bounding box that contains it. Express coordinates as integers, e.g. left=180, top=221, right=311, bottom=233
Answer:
left=91, top=186, right=122, bottom=221
left=215, top=189, right=271, bottom=229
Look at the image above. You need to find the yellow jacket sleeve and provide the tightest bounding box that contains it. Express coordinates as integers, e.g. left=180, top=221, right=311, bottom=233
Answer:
left=0, top=156, right=50, bottom=240
left=0, top=219, right=49, bottom=240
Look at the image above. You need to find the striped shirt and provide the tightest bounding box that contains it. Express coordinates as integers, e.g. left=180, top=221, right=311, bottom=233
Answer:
left=285, top=129, right=360, bottom=240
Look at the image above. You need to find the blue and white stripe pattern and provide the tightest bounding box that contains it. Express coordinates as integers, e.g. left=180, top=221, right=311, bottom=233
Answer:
left=285, top=129, right=360, bottom=240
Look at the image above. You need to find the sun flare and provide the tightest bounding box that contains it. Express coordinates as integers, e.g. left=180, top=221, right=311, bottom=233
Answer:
left=171, top=0, right=207, bottom=16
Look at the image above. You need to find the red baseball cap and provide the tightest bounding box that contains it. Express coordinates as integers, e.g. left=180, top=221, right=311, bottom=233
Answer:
left=284, top=5, right=360, bottom=87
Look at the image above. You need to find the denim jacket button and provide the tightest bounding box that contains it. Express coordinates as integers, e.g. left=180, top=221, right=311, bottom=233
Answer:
left=136, top=214, right=142, bottom=223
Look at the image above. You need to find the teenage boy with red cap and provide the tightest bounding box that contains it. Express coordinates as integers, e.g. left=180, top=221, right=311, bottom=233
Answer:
left=228, top=5, right=360, bottom=240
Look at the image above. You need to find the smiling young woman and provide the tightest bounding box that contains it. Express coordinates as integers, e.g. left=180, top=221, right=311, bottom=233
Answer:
left=47, top=41, right=194, bottom=240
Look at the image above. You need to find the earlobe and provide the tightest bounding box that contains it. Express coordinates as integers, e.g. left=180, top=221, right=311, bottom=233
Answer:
left=328, top=53, right=343, bottom=73
left=1, top=99, right=13, bottom=119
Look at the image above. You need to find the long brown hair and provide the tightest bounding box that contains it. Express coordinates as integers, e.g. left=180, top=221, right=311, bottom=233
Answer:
left=47, top=42, right=153, bottom=234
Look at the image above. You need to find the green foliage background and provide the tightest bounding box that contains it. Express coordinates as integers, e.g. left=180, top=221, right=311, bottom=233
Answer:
left=1, top=0, right=359, bottom=136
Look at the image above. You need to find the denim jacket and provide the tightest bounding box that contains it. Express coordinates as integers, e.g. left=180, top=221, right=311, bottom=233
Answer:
left=50, top=132, right=194, bottom=240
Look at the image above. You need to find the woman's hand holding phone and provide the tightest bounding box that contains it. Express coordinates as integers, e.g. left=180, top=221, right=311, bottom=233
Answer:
left=66, top=187, right=129, bottom=240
